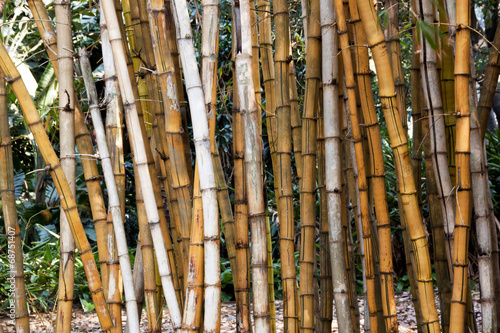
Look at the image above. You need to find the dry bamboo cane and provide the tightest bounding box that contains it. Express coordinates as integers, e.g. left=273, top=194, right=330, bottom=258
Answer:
left=100, top=0, right=183, bottom=329
left=473, top=20, right=500, bottom=328
left=0, top=39, right=116, bottom=333
left=0, top=68, right=30, bottom=333
left=232, top=71, right=252, bottom=332
left=27, top=0, right=110, bottom=294
left=317, top=90, right=333, bottom=333
left=438, top=0, right=457, bottom=185
left=198, top=0, right=239, bottom=322
left=100, top=11, right=124, bottom=328
left=169, top=0, right=221, bottom=330
left=448, top=0, right=472, bottom=330
left=289, top=60, right=303, bottom=184
left=478, top=23, right=500, bottom=140
left=266, top=217, right=276, bottom=333
left=356, top=0, right=441, bottom=330
left=146, top=0, right=193, bottom=266
left=181, top=165, right=204, bottom=332
left=334, top=1, right=396, bottom=330
left=272, top=0, right=299, bottom=330
left=320, top=2, right=353, bottom=332
left=416, top=0, right=456, bottom=277
left=80, top=49, right=141, bottom=332
left=54, top=0, right=76, bottom=330
left=235, top=1, right=270, bottom=331
left=299, top=0, right=322, bottom=330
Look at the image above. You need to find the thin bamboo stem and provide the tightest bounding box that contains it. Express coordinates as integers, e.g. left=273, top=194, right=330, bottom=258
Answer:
left=80, top=49, right=141, bottom=332
left=320, top=2, right=353, bottom=332
left=0, top=67, right=30, bottom=333
left=448, top=0, right=472, bottom=330
left=54, top=0, right=76, bottom=330
left=169, top=0, right=221, bottom=329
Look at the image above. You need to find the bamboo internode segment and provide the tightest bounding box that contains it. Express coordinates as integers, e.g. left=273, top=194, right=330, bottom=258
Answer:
left=181, top=166, right=204, bottom=332
left=80, top=49, right=141, bottom=332
left=356, top=0, right=440, bottom=331
left=449, top=0, right=472, bottom=330
left=0, top=68, right=30, bottom=333
left=0, top=40, right=116, bottom=333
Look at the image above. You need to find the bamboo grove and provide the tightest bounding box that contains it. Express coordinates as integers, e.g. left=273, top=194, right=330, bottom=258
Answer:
left=1, top=0, right=500, bottom=331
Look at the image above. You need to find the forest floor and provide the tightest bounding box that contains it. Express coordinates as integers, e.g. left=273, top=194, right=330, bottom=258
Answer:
left=0, top=290, right=482, bottom=332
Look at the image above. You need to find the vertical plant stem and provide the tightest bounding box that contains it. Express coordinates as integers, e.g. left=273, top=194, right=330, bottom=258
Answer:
left=80, top=49, right=141, bottom=332
left=0, top=67, right=30, bottom=333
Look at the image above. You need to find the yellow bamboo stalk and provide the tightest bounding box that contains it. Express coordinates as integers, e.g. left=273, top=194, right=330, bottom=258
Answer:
left=181, top=165, right=204, bottom=332
left=0, top=67, right=30, bottom=333
left=273, top=0, right=299, bottom=330
left=449, top=0, right=472, bottom=329
left=232, top=73, right=252, bottom=332
left=0, top=39, right=116, bottom=333
left=356, top=0, right=440, bottom=330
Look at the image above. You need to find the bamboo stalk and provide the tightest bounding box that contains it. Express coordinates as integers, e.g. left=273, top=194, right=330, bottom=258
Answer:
left=273, top=0, right=299, bottom=330
left=299, top=0, right=321, bottom=330
left=169, top=0, right=221, bottom=329
left=80, top=49, right=141, bottom=332
left=232, top=72, right=252, bottom=332
left=266, top=217, right=276, bottom=333
left=356, top=0, right=440, bottom=330
left=448, top=0, right=472, bottom=330
left=100, top=0, right=183, bottom=329
left=0, top=67, right=30, bottom=333
left=54, top=0, right=76, bottom=330
left=0, top=39, right=116, bottom=333
left=181, top=165, right=204, bottom=332
left=416, top=0, right=456, bottom=277
left=235, top=0, right=270, bottom=330
left=320, top=2, right=353, bottom=332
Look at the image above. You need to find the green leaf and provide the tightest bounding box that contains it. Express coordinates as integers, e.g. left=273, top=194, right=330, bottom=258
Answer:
left=418, top=20, right=439, bottom=51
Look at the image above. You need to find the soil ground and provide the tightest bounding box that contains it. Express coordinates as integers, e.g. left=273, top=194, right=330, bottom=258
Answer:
left=0, top=290, right=482, bottom=332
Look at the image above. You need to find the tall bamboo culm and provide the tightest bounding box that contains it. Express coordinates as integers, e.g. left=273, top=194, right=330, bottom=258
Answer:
left=80, top=49, right=141, bottom=332
left=273, top=0, right=298, bottom=330
left=54, top=0, right=76, bottom=330
left=320, top=1, right=353, bottom=331
left=356, top=0, right=440, bottom=331
left=473, top=21, right=500, bottom=327
left=100, top=0, right=183, bottom=329
left=235, top=0, right=270, bottom=330
left=300, top=0, right=321, bottom=330
left=0, top=67, right=30, bottom=333
left=449, top=0, right=472, bottom=329
left=416, top=0, right=456, bottom=276
left=181, top=165, right=204, bottom=332
left=0, top=39, right=116, bottom=333
left=169, top=0, right=221, bottom=329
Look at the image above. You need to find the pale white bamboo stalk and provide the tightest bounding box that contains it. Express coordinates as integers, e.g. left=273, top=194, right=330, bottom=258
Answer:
left=79, top=48, right=140, bottom=332
left=100, top=0, right=182, bottom=329
left=416, top=0, right=456, bottom=277
left=54, top=0, right=75, bottom=330
left=236, top=0, right=270, bottom=331
left=320, top=1, right=353, bottom=331
left=169, top=0, right=221, bottom=330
